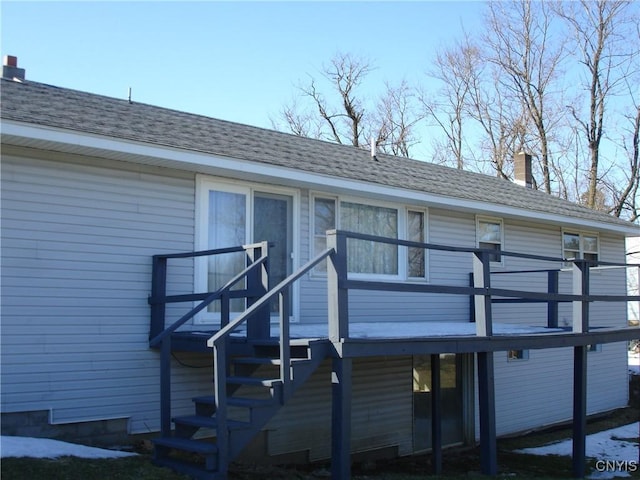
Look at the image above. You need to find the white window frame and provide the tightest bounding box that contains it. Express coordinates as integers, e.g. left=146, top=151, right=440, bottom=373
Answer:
left=195, top=175, right=300, bottom=324
left=310, top=192, right=429, bottom=281
left=561, top=230, right=599, bottom=267
left=476, top=216, right=504, bottom=266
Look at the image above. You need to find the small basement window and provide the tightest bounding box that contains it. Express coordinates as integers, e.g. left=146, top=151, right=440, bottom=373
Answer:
left=507, top=349, right=529, bottom=361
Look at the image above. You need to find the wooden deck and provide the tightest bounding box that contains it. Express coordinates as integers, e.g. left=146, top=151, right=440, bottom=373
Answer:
left=148, top=231, right=640, bottom=480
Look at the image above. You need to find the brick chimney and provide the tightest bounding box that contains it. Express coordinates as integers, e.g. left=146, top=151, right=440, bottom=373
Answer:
left=3, top=55, right=25, bottom=81
left=514, top=152, right=533, bottom=188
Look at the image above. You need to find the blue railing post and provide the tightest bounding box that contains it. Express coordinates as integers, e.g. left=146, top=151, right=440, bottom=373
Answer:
left=327, top=230, right=349, bottom=342
left=572, top=260, right=590, bottom=333
left=473, top=251, right=493, bottom=336
left=150, top=255, right=167, bottom=340
left=247, top=241, right=270, bottom=341
left=547, top=270, right=559, bottom=328
left=279, top=289, right=291, bottom=402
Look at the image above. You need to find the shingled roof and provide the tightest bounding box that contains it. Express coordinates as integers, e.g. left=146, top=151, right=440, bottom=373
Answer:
left=1, top=78, right=636, bottom=232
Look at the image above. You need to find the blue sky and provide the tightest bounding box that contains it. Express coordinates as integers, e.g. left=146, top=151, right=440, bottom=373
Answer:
left=2, top=1, right=485, bottom=130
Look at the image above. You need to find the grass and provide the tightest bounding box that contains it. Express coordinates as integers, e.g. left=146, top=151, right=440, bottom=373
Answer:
left=2, top=407, right=638, bottom=480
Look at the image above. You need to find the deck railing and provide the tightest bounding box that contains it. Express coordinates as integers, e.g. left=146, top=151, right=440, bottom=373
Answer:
left=323, top=230, right=640, bottom=479
left=325, top=229, right=639, bottom=341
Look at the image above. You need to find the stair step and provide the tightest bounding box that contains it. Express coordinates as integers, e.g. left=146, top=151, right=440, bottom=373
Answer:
left=232, top=356, right=312, bottom=366
left=193, top=395, right=216, bottom=406
left=227, top=397, right=276, bottom=408
left=226, top=375, right=281, bottom=387
left=153, top=456, right=222, bottom=480
left=173, top=414, right=250, bottom=430
left=154, top=436, right=217, bottom=455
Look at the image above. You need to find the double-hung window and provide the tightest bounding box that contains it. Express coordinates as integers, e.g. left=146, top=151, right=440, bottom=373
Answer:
left=562, top=231, right=599, bottom=265
left=312, top=195, right=427, bottom=280
left=477, top=216, right=503, bottom=264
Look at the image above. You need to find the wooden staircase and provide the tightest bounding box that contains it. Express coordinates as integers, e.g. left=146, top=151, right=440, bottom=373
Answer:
left=149, top=242, right=335, bottom=479
left=152, top=338, right=328, bottom=479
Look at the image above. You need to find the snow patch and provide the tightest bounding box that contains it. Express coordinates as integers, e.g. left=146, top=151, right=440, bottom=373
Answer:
left=516, top=423, right=640, bottom=479
left=0, top=436, right=137, bottom=459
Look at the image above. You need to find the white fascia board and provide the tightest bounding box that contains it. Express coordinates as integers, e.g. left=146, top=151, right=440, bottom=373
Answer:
left=3, top=119, right=638, bottom=236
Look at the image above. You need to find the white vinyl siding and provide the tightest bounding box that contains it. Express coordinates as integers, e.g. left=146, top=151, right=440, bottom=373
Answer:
left=1, top=147, right=630, bottom=448
left=0, top=150, right=213, bottom=433
left=488, top=342, right=629, bottom=437
left=266, top=356, right=413, bottom=460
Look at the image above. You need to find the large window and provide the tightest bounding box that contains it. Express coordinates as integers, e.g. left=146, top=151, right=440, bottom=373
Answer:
left=563, top=231, right=599, bottom=264
left=312, top=195, right=427, bottom=279
left=476, top=216, right=503, bottom=264
left=342, top=201, right=398, bottom=275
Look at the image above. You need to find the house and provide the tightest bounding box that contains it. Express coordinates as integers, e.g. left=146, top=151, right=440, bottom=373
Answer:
left=1, top=56, right=638, bottom=480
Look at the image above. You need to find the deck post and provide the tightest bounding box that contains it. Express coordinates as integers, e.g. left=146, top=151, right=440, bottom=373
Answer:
left=571, top=259, right=589, bottom=478
left=473, top=251, right=493, bottom=336
left=247, top=241, right=270, bottom=341
left=430, top=354, right=442, bottom=475
left=473, top=251, right=497, bottom=474
left=477, top=351, right=497, bottom=475
left=150, top=255, right=167, bottom=340
left=213, top=340, right=229, bottom=477
left=159, top=338, right=171, bottom=436
left=547, top=270, right=559, bottom=328
left=572, top=345, right=587, bottom=478
left=327, top=230, right=349, bottom=342
left=331, top=357, right=352, bottom=480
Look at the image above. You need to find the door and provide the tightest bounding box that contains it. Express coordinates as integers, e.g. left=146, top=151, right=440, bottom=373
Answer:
left=254, top=192, right=293, bottom=316
left=195, top=179, right=296, bottom=325
left=413, top=354, right=465, bottom=451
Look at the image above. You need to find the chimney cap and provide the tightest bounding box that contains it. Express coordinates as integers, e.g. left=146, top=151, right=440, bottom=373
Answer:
left=3, top=55, right=18, bottom=68
left=2, top=55, right=25, bottom=81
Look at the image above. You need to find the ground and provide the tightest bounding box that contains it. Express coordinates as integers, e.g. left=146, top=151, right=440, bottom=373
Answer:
left=2, top=407, right=638, bottom=480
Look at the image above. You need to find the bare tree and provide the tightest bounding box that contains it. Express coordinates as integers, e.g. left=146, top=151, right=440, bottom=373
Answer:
left=464, top=42, right=530, bottom=180
left=275, top=52, right=421, bottom=157
left=556, top=0, right=638, bottom=210
left=607, top=98, right=640, bottom=221
left=422, top=35, right=478, bottom=169
left=374, top=79, right=422, bottom=157
left=274, top=52, right=372, bottom=147
left=483, top=0, right=566, bottom=194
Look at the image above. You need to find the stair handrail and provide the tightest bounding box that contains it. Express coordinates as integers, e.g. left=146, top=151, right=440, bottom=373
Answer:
left=207, top=247, right=335, bottom=349
left=207, top=247, right=335, bottom=475
left=148, top=253, right=269, bottom=347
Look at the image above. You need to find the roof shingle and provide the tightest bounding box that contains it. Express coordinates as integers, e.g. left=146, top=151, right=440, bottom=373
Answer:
left=1, top=78, right=636, bottom=231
